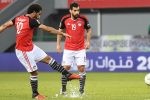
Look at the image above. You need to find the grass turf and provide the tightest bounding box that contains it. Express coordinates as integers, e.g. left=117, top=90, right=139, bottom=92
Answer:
left=0, top=72, right=150, bottom=100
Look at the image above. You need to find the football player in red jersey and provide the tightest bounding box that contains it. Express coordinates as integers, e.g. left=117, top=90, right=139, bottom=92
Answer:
left=57, top=2, right=92, bottom=95
left=0, top=4, right=81, bottom=99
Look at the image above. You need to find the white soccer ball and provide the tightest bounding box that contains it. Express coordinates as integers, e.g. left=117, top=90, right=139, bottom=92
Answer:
left=144, top=73, right=150, bottom=85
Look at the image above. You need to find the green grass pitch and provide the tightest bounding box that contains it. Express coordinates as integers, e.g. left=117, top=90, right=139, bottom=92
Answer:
left=0, top=72, right=150, bottom=100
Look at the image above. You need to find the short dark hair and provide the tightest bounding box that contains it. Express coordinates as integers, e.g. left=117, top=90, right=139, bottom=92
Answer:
left=27, top=4, right=42, bottom=14
left=70, top=2, right=79, bottom=10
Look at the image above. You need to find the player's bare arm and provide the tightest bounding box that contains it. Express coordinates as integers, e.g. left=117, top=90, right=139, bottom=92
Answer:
left=0, top=20, right=13, bottom=32
left=56, top=29, right=64, bottom=53
left=85, top=28, right=92, bottom=49
left=38, top=24, right=71, bottom=38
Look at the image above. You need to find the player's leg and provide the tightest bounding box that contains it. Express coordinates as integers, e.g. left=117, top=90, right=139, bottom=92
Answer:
left=30, top=71, right=46, bottom=99
left=33, top=45, right=80, bottom=80
left=61, top=65, right=71, bottom=94
left=30, top=71, right=39, bottom=98
left=41, top=56, right=72, bottom=76
left=60, top=50, right=74, bottom=94
left=75, top=49, right=86, bottom=94
left=15, top=49, right=45, bottom=99
left=78, top=65, right=86, bottom=94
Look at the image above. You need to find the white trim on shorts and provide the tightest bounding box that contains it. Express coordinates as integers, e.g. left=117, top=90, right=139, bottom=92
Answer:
left=15, top=44, right=47, bottom=72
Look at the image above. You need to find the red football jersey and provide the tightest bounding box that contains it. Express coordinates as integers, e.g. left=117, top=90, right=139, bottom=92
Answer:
left=59, top=14, right=91, bottom=50
left=12, top=15, right=40, bottom=51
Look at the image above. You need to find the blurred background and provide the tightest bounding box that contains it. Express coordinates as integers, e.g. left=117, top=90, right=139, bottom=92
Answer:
left=1, top=0, right=150, bottom=72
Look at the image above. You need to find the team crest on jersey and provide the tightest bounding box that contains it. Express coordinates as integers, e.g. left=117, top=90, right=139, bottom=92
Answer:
left=77, top=21, right=82, bottom=26
left=67, top=23, right=70, bottom=26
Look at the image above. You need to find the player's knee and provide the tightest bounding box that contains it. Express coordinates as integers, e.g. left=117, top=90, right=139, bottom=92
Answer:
left=41, top=56, right=51, bottom=64
left=64, top=66, right=71, bottom=70
left=78, top=66, right=85, bottom=72
left=30, top=71, right=38, bottom=76
left=46, top=56, right=51, bottom=61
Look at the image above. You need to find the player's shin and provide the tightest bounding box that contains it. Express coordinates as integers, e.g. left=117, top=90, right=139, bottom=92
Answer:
left=30, top=76, right=39, bottom=98
left=61, top=74, right=67, bottom=94
left=48, top=58, right=71, bottom=77
left=79, top=72, right=86, bottom=94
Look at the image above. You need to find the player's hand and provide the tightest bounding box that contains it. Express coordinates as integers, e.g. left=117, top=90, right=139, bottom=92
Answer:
left=85, top=41, right=90, bottom=49
left=56, top=45, right=62, bottom=53
left=62, top=33, right=71, bottom=38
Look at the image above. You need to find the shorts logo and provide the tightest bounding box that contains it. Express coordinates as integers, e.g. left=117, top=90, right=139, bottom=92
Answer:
left=33, top=66, right=36, bottom=70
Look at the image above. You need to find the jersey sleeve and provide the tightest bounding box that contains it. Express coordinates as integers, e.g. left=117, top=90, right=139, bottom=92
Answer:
left=29, top=19, right=41, bottom=28
left=12, top=18, right=16, bottom=25
left=84, top=18, right=91, bottom=29
left=59, top=18, right=66, bottom=29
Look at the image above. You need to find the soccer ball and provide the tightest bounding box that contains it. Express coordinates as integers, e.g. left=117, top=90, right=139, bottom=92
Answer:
left=144, top=73, right=150, bottom=85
